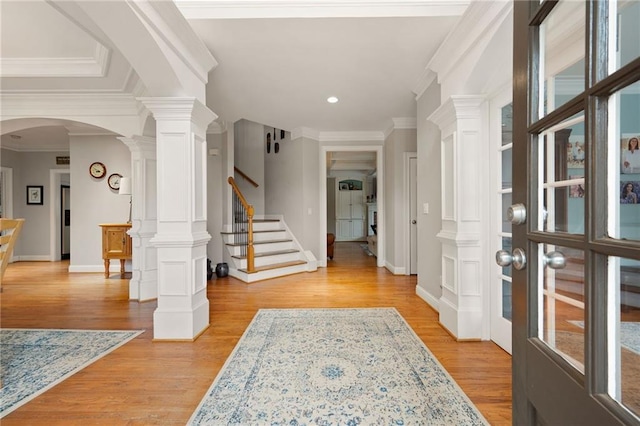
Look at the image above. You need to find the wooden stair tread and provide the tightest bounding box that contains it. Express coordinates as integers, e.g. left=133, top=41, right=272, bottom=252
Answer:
left=239, top=260, right=307, bottom=274
left=234, top=219, right=281, bottom=224
left=231, top=249, right=300, bottom=259
left=225, top=239, right=293, bottom=247
left=221, top=229, right=284, bottom=235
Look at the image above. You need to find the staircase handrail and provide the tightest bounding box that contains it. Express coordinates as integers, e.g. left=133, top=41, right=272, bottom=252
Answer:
left=234, top=167, right=259, bottom=188
left=227, top=177, right=255, bottom=272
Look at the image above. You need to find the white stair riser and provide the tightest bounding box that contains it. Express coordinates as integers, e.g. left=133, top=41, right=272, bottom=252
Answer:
left=253, top=221, right=283, bottom=232
left=255, top=241, right=295, bottom=254
left=222, top=231, right=288, bottom=245
left=254, top=231, right=287, bottom=242
left=227, top=242, right=295, bottom=256
left=236, top=252, right=303, bottom=269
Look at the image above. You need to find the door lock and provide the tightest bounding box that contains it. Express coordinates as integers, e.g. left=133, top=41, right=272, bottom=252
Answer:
left=507, top=203, right=527, bottom=225
left=495, top=248, right=527, bottom=270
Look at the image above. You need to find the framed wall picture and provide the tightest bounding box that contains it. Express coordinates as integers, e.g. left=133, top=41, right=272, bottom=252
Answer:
left=567, top=136, right=585, bottom=168
left=620, top=181, right=640, bottom=204
left=621, top=135, right=640, bottom=174
left=27, top=185, right=43, bottom=205
left=621, top=181, right=640, bottom=204
left=569, top=175, right=585, bottom=198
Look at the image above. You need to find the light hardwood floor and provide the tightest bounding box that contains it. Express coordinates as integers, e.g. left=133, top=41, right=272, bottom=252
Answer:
left=0, top=242, right=512, bottom=425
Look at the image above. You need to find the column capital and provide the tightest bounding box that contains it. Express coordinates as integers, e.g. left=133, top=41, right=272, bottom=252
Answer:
left=138, top=97, right=217, bottom=133
left=118, top=135, right=156, bottom=153
left=428, top=95, right=486, bottom=131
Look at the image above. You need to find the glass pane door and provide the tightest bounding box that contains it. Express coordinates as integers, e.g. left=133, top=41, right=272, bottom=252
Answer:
left=491, top=93, right=513, bottom=354
left=512, top=0, right=640, bottom=424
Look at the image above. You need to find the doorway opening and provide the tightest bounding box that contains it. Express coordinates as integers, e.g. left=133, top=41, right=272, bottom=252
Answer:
left=61, top=185, right=70, bottom=260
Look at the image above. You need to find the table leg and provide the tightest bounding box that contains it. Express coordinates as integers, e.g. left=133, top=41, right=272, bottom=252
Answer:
left=104, top=259, right=110, bottom=278
left=120, top=259, right=126, bottom=278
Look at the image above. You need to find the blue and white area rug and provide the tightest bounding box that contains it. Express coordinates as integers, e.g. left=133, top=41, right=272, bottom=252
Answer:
left=0, top=328, right=143, bottom=418
left=189, top=308, right=488, bottom=425
left=569, top=321, right=640, bottom=355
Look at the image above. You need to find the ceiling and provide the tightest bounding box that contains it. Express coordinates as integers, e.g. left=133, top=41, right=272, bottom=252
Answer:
left=0, top=0, right=468, bottom=161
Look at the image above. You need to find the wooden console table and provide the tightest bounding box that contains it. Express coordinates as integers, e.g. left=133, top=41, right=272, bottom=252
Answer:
left=99, top=223, right=132, bottom=278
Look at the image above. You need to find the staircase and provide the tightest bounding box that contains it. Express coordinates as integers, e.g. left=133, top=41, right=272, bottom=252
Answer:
left=222, top=216, right=317, bottom=283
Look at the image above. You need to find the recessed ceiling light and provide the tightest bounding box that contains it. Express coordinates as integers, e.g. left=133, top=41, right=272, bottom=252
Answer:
left=327, top=96, right=339, bottom=104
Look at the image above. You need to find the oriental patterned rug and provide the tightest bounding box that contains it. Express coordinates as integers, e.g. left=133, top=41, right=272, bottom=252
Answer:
left=189, top=308, right=488, bottom=425
left=0, top=328, right=143, bottom=418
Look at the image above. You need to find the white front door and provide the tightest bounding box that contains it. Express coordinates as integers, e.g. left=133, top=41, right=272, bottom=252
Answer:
left=490, top=89, right=513, bottom=354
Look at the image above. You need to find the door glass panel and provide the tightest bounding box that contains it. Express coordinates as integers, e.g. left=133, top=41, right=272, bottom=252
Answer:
left=498, top=103, right=514, bottom=328
left=502, top=104, right=513, bottom=146
left=539, top=0, right=586, bottom=117
left=610, top=256, right=640, bottom=417
left=540, top=113, right=586, bottom=234
left=609, top=81, right=640, bottom=241
left=502, top=279, right=513, bottom=320
left=501, top=237, right=512, bottom=276
left=540, top=244, right=585, bottom=373
left=610, top=1, right=640, bottom=74
left=501, top=192, right=512, bottom=233
left=502, top=149, right=512, bottom=186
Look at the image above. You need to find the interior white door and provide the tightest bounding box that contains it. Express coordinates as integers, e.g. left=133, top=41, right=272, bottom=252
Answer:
left=490, top=90, right=513, bottom=354
left=409, top=157, right=417, bottom=274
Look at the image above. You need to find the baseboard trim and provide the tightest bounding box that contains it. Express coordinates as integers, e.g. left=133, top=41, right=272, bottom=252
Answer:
left=384, top=261, right=406, bottom=275
left=13, top=255, right=50, bottom=262
left=415, top=285, right=439, bottom=312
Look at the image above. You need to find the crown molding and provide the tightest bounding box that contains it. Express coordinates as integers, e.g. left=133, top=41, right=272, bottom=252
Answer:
left=383, top=117, right=417, bottom=140
left=427, top=0, right=511, bottom=84
left=291, top=126, right=320, bottom=141
left=413, top=68, right=438, bottom=99
left=0, top=93, right=140, bottom=118
left=0, top=43, right=111, bottom=78
left=175, top=0, right=469, bottom=19
left=0, top=144, right=70, bottom=153
left=67, top=131, right=116, bottom=137
left=319, top=131, right=385, bottom=142
left=392, top=117, right=417, bottom=129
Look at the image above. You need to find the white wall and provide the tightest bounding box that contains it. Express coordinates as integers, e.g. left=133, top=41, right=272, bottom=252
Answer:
left=302, top=137, right=320, bottom=257
left=207, top=132, right=224, bottom=266
left=234, top=119, right=265, bottom=214
left=69, top=135, right=131, bottom=272
left=1, top=148, right=70, bottom=259
left=416, top=82, right=443, bottom=307
left=264, top=132, right=323, bottom=259
left=384, top=134, right=396, bottom=267
left=265, top=129, right=304, bottom=237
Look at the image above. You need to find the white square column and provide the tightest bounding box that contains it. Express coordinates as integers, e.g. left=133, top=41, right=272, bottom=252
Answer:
left=140, top=98, right=217, bottom=340
left=119, top=135, right=157, bottom=302
left=428, top=96, right=488, bottom=340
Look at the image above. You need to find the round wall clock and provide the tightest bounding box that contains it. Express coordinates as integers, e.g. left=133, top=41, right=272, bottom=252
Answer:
left=107, top=173, right=122, bottom=190
left=89, top=161, right=106, bottom=179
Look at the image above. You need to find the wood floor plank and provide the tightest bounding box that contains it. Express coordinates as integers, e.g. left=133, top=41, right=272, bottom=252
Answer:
left=0, top=242, right=512, bottom=425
